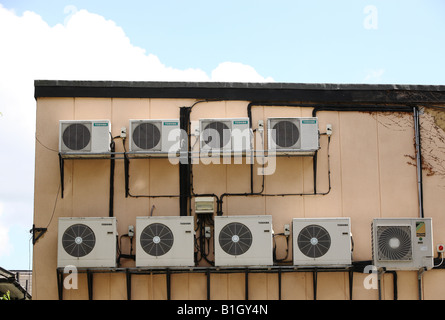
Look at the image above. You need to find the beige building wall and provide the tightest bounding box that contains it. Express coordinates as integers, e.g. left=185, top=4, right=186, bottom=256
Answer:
left=33, top=93, right=445, bottom=300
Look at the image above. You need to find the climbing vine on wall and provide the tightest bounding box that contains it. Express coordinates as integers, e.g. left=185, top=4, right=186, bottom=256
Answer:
left=366, top=109, right=445, bottom=182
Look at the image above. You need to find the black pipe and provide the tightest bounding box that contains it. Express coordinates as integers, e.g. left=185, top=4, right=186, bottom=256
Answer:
left=166, top=268, right=171, bottom=300
left=312, top=104, right=424, bottom=220
left=198, top=101, right=420, bottom=217
left=311, top=105, right=414, bottom=117
left=414, top=107, right=424, bottom=218
left=417, top=267, right=427, bottom=300
left=189, top=101, right=328, bottom=216
left=126, top=270, right=132, bottom=300
left=348, top=270, right=354, bottom=300
left=186, top=100, right=222, bottom=215
left=122, top=139, right=180, bottom=199
left=194, top=102, right=418, bottom=217
left=206, top=268, right=211, bottom=300
left=216, top=135, right=332, bottom=216
left=87, top=269, right=93, bottom=300
left=245, top=268, right=249, bottom=300
left=386, top=271, right=398, bottom=300
left=313, top=269, right=318, bottom=300
left=179, top=107, right=192, bottom=216
left=124, top=160, right=180, bottom=198
left=58, top=153, right=65, bottom=198
left=124, top=151, right=130, bottom=198
left=57, top=268, right=64, bottom=300
left=109, top=140, right=115, bottom=217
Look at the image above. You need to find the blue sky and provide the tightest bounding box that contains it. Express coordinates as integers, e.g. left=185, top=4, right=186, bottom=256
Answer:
left=0, top=0, right=444, bottom=271
left=2, top=0, right=445, bottom=83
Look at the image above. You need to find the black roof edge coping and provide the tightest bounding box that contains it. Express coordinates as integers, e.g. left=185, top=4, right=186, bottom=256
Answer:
left=34, top=80, right=445, bottom=104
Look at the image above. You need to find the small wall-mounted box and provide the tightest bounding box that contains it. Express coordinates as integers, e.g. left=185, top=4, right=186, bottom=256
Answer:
left=195, top=197, right=215, bottom=214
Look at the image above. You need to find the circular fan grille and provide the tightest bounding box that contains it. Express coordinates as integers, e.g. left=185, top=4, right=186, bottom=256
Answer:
left=63, top=123, right=91, bottom=150
left=272, top=121, right=300, bottom=148
left=219, top=222, right=253, bottom=256
left=62, top=224, right=96, bottom=258
left=297, top=224, right=331, bottom=258
left=133, top=122, right=161, bottom=150
left=377, top=226, right=412, bottom=261
left=140, top=223, right=174, bottom=257
left=202, top=121, right=230, bottom=149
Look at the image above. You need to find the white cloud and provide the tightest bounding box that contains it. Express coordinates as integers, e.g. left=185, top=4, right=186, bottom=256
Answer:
left=0, top=225, right=12, bottom=259
left=212, top=62, right=274, bottom=82
left=364, top=68, right=385, bottom=83
left=0, top=204, right=13, bottom=259
left=0, top=5, right=273, bottom=267
left=0, top=5, right=273, bottom=83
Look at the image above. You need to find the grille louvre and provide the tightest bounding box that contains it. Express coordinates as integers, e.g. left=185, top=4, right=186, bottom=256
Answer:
left=377, top=226, right=412, bottom=261
left=62, top=224, right=96, bottom=258
left=62, top=123, right=91, bottom=151
left=202, top=121, right=231, bottom=149
left=132, top=122, right=161, bottom=150
left=140, top=223, right=174, bottom=257
left=272, top=120, right=300, bottom=148
left=297, top=224, right=331, bottom=258
left=219, top=222, right=253, bottom=256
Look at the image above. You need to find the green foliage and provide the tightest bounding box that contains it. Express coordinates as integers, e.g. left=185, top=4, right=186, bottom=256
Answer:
left=0, top=290, right=11, bottom=300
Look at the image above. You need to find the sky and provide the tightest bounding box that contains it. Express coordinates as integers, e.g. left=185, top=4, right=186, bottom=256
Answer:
left=0, top=0, right=444, bottom=270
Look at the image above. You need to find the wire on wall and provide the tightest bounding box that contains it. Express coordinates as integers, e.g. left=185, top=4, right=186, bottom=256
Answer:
left=122, top=137, right=180, bottom=200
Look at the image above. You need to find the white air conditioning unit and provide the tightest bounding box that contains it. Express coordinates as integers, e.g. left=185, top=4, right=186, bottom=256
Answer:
left=214, top=215, right=273, bottom=266
left=292, top=218, right=352, bottom=266
left=57, top=217, right=118, bottom=268
left=267, top=117, right=319, bottom=154
left=372, top=218, right=434, bottom=271
left=129, top=119, right=180, bottom=154
left=199, top=118, right=251, bottom=153
left=135, top=216, right=195, bottom=267
left=59, top=120, right=111, bottom=154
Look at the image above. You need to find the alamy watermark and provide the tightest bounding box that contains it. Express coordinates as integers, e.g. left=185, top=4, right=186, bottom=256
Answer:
left=164, top=127, right=277, bottom=175
left=363, top=5, right=378, bottom=30
left=363, top=265, right=379, bottom=290
left=63, top=5, right=78, bottom=26
left=63, top=265, right=78, bottom=290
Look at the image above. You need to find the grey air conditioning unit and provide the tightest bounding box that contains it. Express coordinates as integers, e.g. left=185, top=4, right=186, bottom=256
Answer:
left=214, top=215, right=273, bottom=267
left=267, top=117, right=319, bottom=154
left=199, top=118, right=251, bottom=153
left=129, top=119, right=180, bottom=155
left=57, top=217, right=118, bottom=268
left=292, top=218, right=352, bottom=266
left=135, top=216, right=195, bottom=267
left=59, top=120, right=111, bottom=155
left=372, top=218, right=434, bottom=271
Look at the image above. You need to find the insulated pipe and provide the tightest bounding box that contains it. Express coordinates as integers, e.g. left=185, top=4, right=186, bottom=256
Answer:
left=418, top=267, right=427, bottom=300
left=414, top=107, right=425, bottom=218
left=247, top=102, right=413, bottom=194
left=179, top=107, right=191, bottom=216
left=109, top=139, right=115, bottom=217
left=184, top=102, right=221, bottom=216
left=191, top=101, right=424, bottom=219
left=312, top=104, right=424, bottom=219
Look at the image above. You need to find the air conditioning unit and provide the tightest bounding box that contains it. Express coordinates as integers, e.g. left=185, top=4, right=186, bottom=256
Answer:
left=372, top=218, right=434, bottom=271
left=57, top=217, right=118, bottom=268
left=135, top=216, right=195, bottom=267
left=267, top=117, right=319, bottom=154
left=214, top=215, right=273, bottom=266
left=129, top=119, right=180, bottom=154
left=292, top=218, right=352, bottom=266
left=59, top=120, right=111, bottom=154
left=199, top=118, right=251, bottom=153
